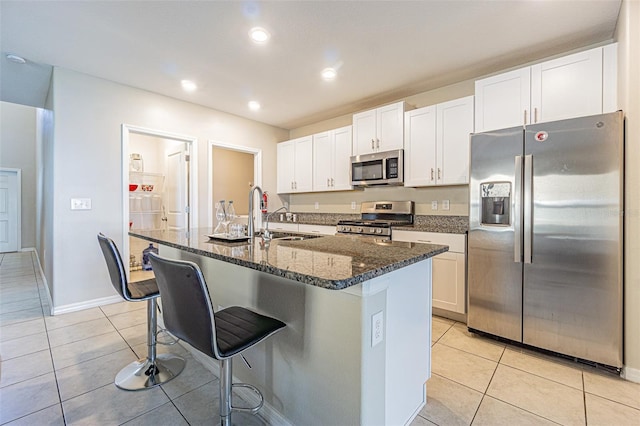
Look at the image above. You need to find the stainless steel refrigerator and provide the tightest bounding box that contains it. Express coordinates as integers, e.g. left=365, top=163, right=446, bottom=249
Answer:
left=468, top=111, right=623, bottom=368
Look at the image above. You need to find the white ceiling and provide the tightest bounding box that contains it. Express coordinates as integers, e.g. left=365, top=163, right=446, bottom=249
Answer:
left=0, top=0, right=621, bottom=130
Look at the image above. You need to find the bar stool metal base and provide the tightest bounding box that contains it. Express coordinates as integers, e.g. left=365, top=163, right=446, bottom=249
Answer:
left=115, top=353, right=185, bottom=391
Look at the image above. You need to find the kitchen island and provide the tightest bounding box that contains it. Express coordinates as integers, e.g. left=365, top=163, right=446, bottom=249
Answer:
left=130, top=228, right=447, bottom=425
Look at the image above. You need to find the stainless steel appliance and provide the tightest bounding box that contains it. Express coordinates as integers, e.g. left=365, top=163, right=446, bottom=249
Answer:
left=337, top=201, right=414, bottom=241
left=350, top=149, right=404, bottom=186
left=468, top=112, right=623, bottom=368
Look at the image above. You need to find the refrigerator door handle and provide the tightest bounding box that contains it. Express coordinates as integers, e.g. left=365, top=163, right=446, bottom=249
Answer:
left=514, top=155, right=523, bottom=263
left=523, top=154, right=533, bottom=264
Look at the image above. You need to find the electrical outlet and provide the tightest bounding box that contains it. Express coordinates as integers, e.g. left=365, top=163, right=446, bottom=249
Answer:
left=372, top=311, right=384, bottom=347
left=71, top=198, right=92, bottom=210
left=431, top=200, right=438, bottom=210
left=442, top=200, right=450, bottom=211
left=351, top=201, right=357, bottom=210
left=314, top=202, right=319, bottom=210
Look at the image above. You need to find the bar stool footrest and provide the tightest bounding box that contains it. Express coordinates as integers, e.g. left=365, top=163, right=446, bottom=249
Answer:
left=231, top=383, right=264, bottom=414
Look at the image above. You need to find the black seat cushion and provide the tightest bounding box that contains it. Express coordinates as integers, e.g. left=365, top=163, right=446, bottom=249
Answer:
left=215, top=306, right=286, bottom=358
left=127, top=278, right=159, bottom=300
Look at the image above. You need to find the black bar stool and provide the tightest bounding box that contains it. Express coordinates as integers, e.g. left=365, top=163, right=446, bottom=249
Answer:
left=148, top=252, right=286, bottom=426
left=97, top=233, right=185, bottom=390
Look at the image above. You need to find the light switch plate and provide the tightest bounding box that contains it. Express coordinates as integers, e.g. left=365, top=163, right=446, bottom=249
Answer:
left=442, top=200, right=450, bottom=210
left=351, top=201, right=357, bottom=210
left=71, top=198, right=92, bottom=210
left=431, top=201, right=438, bottom=210
left=314, top=202, right=319, bottom=210
left=372, top=311, right=384, bottom=347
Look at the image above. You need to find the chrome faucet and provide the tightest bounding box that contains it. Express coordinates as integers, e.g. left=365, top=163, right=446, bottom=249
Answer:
left=262, top=206, right=289, bottom=242
left=247, top=185, right=263, bottom=239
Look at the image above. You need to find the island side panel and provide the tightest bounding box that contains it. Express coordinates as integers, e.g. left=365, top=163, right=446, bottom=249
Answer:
left=159, top=244, right=364, bottom=426
left=348, top=258, right=432, bottom=425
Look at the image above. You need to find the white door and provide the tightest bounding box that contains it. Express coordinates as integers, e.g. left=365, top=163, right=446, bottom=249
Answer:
left=165, top=148, right=188, bottom=230
left=0, top=170, right=19, bottom=253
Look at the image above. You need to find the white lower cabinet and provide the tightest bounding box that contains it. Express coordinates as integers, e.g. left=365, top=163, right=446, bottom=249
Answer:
left=297, top=224, right=336, bottom=235
left=267, top=222, right=299, bottom=233
left=393, top=230, right=467, bottom=316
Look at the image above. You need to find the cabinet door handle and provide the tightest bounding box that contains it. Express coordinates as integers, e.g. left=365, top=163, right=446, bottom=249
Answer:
left=376, top=138, right=380, bottom=149
left=524, top=109, right=528, bottom=125
left=291, top=181, right=294, bottom=190
left=371, top=139, right=375, bottom=149
left=327, top=178, right=330, bottom=187
left=331, top=178, right=334, bottom=187
left=430, top=168, right=434, bottom=181
left=534, top=107, right=538, bottom=123
left=438, top=168, right=441, bottom=180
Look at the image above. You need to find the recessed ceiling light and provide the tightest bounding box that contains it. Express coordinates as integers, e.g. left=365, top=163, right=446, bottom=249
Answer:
left=248, top=101, right=261, bottom=111
left=6, top=54, right=26, bottom=64
left=249, top=27, right=270, bottom=44
left=321, top=67, right=337, bottom=81
left=181, top=80, right=197, bottom=92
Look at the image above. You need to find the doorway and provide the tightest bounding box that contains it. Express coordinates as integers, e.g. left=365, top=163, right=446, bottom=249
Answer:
left=208, top=141, right=261, bottom=229
left=0, top=168, right=21, bottom=253
left=122, top=125, right=197, bottom=279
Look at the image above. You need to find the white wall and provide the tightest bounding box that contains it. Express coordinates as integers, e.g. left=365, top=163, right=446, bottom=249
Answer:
left=48, top=67, right=289, bottom=310
left=616, top=0, right=640, bottom=381
left=0, top=101, right=37, bottom=248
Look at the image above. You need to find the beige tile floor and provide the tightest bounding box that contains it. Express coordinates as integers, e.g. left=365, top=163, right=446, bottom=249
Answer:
left=1, top=251, right=639, bottom=425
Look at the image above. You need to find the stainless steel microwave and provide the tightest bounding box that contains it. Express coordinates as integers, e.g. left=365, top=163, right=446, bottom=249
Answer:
left=350, top=149, right=404, bottom=186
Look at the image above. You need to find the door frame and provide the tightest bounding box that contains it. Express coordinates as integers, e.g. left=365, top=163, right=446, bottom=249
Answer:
left=0, top=168, right=21, bottom=252
left=121, top=124, right=198, bottom=274
left=207, top=140, right=262, bottom=228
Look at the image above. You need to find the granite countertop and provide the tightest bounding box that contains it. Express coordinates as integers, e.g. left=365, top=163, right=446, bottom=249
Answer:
left=130, top=228, right=448, bottom=290
left=270, top=213, right=469, bottom=234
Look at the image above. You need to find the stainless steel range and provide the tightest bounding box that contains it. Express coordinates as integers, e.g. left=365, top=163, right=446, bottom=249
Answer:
left=337, top=201, right=414, bottom=240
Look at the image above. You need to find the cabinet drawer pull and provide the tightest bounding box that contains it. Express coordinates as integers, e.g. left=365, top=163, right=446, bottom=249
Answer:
left=418, top=240, right=432, bottom=243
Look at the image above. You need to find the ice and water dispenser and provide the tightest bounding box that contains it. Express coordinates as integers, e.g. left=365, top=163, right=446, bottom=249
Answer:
left=480, top=182, right=511, bottom=225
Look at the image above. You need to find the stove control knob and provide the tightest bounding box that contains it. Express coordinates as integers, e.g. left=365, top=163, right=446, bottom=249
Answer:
left=376, top=228, right=382, bottom=234
left=357, top=227, right=363, bottom=233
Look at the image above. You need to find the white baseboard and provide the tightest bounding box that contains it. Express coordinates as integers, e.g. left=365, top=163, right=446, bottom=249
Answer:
left=52, top=295, right=123, bottom=315
left=622, top=366, right=640, bottom=383
left=181, top=342, right=291, bottom=426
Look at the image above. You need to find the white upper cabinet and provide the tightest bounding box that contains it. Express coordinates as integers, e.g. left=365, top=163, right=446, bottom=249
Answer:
left=530, top=47, right=603, bottom=123
left=404, top=96, right=474, bottom=187
left=312, top=126, right=353, bottom=192
left=405, top=105, right=437, bottom=187
left=353, top=101, right=405, bottom=155
left=475, top=44, right=617, bottom=132
left=475, top=68, right=531, bottom=132
left=276, top=136, right=313, bottom=194
left=437, top=96, right=474, bottom=185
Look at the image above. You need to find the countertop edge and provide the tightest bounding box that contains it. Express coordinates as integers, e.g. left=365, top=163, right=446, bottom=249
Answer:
left=130, top=231, right=448, bottom=290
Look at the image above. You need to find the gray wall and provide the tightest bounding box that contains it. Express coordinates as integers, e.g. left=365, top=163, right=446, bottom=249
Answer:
left=0, top=101, right=37, bottom=249
left=46, top=67, right=289, bottom=311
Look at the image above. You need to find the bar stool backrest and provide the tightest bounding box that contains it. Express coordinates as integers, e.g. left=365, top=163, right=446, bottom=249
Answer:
left=149, top=253, right=218, bottom=359
left=97, top=233, right=134, bottom=301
